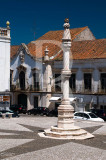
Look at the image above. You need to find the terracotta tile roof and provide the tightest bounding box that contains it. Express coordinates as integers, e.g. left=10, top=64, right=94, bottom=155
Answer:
left=10, top=26, right=106, bottom=61
left=53, top=39, right=106, bottom=60
left=10, top=26, right=88, bottom=59
left=27, top=41, right=61, bottom=59
left=11, top=39, right=106, bottom=60
left=37, top=26, right=88, bottom=42
left=26, top=26, right=88, bottom=59
left=11, top=45, right=19, bottom=58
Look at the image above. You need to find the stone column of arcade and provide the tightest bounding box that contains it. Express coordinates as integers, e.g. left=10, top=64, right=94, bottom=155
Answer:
left=39, top=19, right=94, bottom=139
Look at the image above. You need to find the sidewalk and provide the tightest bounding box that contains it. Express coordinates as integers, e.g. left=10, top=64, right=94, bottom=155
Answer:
left=0, top=116, right=105, bottom=160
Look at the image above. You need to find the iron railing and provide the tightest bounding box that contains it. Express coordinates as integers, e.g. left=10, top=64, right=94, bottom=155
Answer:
left=0, top=29, right=7, bottom=36
left=51, top=85, right=106, bottom=94
left=10, top=84, right=41, bottom=91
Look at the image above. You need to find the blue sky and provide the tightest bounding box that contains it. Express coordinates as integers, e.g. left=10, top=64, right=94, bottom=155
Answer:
left=0, top=0, right=106, bottom=45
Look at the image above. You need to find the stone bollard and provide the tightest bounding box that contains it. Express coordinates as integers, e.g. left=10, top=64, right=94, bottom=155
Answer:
left=2, top=114, right=6, bottom=119
left=8, top=113, right=13, bottom=118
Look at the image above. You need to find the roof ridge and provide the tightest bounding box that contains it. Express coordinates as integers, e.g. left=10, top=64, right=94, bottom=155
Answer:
left=72, top=39, right=106, bottom=43
left=44, top=26, right=88, bottom=32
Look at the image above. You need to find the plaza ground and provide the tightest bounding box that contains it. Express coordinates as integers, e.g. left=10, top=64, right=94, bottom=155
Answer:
left=0, top=115, right=106, bottom=160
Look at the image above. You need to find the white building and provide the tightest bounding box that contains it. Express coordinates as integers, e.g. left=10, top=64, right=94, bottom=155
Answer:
left=10, top=25, right=106, bottom=111
left=0, top=22, right=11, bottom=109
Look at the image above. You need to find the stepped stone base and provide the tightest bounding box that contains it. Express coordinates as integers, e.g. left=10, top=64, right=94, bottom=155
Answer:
left=38, top=126, right=94, bottom=140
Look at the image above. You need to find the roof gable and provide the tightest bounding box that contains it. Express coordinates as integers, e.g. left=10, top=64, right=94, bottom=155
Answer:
left=11, top=43, right=36, bottom=60
left=36, top=26, right=88, bottom=42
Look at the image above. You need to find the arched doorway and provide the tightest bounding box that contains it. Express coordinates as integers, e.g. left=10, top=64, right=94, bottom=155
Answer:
left=18, top=94, right=27, bottom=109
left=19, top=71, right=25, bottom=90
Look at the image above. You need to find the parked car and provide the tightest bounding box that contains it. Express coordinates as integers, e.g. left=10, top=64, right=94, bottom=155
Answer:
left=10, top=104, right=27, bottom=114
left=39, top=107, right=50, bottom=116
left=74, top=112, right=104, bottom=122
left=49, top=108, right=58, bottom=117
left=27, top=107, right=50, bottom=116
left=27, top=108, right=38, bottom=115
left=0, top=110, right=19, bottom=117
left=89, top=109, right=106, bottom=121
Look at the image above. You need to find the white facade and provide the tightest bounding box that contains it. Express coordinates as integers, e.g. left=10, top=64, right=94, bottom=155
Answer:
left=10, top=26, right=106, bottom=112
left=10, top=43, right=45, bottom=110
left=0, top=23, right=11, bottom=109
left=52, top=58, right=106, bottom=111
left=0, top=25, right=10, bottom=92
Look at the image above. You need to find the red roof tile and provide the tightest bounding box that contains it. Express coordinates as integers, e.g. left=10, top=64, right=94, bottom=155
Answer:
left=10, top=26, right=106, bottom=61
left=37, top=26, right=88, bottom=42
left=53, top=39, right=106, bottom=60
left=11, top=45, right=19, bottom=58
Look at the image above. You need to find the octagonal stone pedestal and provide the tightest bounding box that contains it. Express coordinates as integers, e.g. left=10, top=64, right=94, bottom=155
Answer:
left=39, top=125, right=94, bottom=140
left=38, top=105, right=94, bottom=140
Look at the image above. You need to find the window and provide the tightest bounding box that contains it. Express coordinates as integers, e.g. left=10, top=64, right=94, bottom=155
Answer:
left=82, top=113, right=90, bottom=119
left=69, top=74, right=76, bottom=91
left=33, top=73, right=39, bottom=90
left=10, top=72, right=12, bottom=87
left=101, top=73, right=106, bottom=90
left=19, top=71, right=25, bottom=90
left=74, top=113, right=82, bottom=117
left=84, top=73, right=91, bottom=90
left=89, top=113, right=97, bottom=118
left=55, top=74, right=61, bottom=92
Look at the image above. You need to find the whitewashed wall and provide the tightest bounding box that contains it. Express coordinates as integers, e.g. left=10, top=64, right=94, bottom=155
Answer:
left=53, top=58, right=106, bottom=110
left=11, top=50, right=43, bottom=89
left=0, top=37, right=10, bottom=91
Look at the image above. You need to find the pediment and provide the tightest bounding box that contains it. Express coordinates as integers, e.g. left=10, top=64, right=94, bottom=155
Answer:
left=11, top=43, right=30, bottom=61
left=17, top=64, right=27, bottom=72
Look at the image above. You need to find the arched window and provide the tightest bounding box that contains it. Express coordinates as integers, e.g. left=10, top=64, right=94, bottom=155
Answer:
left=19, top=71, right=25, bottom=90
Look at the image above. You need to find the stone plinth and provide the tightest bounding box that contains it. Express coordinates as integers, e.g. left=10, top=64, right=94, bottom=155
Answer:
left=57, top=104, right=74, bottom=128
left=43, top=126, right=94, bottom=140
left=39, top=103, right=94, bottom=139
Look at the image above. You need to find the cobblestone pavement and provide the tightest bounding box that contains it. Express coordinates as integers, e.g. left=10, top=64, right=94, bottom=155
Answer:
left=0, top=115, right=106, bottom=160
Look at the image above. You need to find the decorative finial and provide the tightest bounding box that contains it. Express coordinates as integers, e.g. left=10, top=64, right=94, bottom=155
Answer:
left=63, top=18, right=70, bottom=29
left=19, top=51, right=25, bottom=63
left=45, top=46, right=49, bottom=55
left=44, top=46, right=49, bottom=61
left=6, top=21, right=10, bottom=28
left=64, top=18, right=69, bottom=23
left=62, top=18, right=71, bottom=41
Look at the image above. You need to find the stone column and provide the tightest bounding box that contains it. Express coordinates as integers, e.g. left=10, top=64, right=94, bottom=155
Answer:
left=44, top=47, right=52, bottom=108
left=40, top=19, right=94, bottom=140
left=58, top=18, right=74, bottom=128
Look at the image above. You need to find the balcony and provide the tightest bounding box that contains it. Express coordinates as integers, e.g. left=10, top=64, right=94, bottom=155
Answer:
left=51, top=85, right=106, bottom=94
left=72, top=86, right=106, bottom=94
left=51, top=85, right=61, bottom=93
left=10, top=84, right=41, bottom=92
left=0, top=28, right=7, bottom=36
left=10, top=85, right=16, bottom=91
left=29, top=85, right=40, bottom=91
